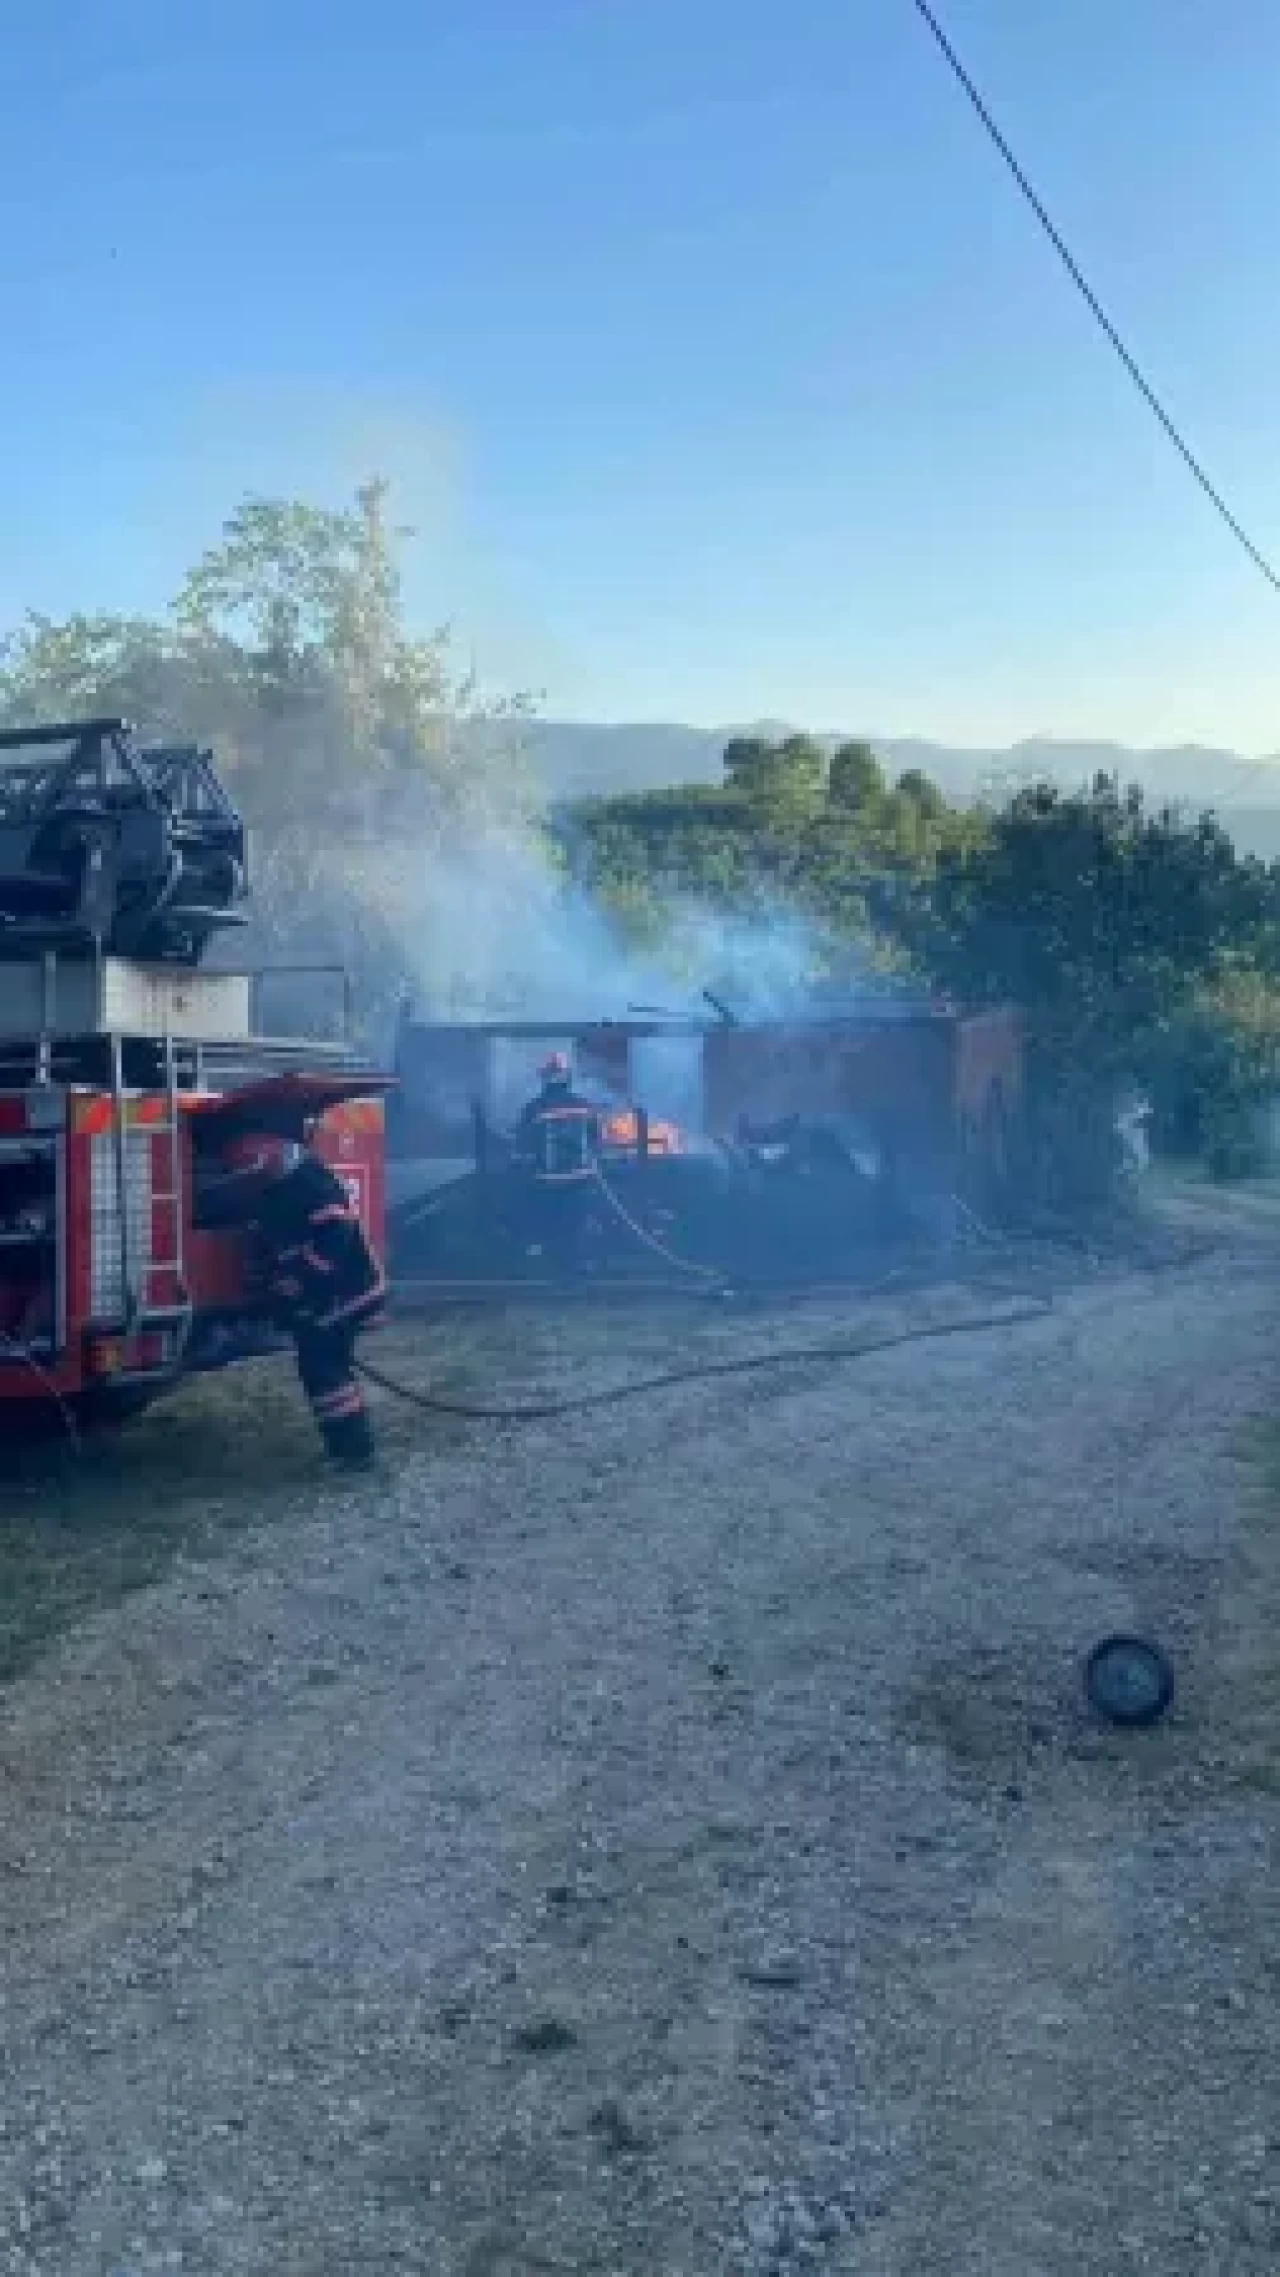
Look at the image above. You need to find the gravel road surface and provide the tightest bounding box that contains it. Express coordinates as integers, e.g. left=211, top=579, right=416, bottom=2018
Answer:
left=2, top=1235, right=1278, bottom=2275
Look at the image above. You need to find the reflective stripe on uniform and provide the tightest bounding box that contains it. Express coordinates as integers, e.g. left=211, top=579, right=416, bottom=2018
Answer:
left=318, top=1392, right=366, bottom=1423
left=311, top=1381, right=365, bottom=1419
left=312, top=1258, right=385, bottom=1321
left=526, top=1100, right=599, bottom=1182
left=315, top=1284, right=385, bottom=1330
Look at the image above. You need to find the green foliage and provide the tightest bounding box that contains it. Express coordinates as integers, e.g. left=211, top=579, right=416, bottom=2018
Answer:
left=0, top=477, right=532, bottom=838
left=896, top=766, right=946, bottom=819
left=917, top=775, right=1272, bottom=1063
left=558, top=733, right=971, bottom=963
left=722, top=732, right=826, bottom=822
left=894, top=771, right=1280, bottom=1196
left=4, top=511, right=1276, bottom=1193
left=0, top=613, right=180, bottom=730
left=1142, top=966, right=1280, bottom=1179
left=561, top=745, right=1280, bottom=1196
left=0, top=477, right=536, bottom=1040
left=828, top=739, right=884, bottom=813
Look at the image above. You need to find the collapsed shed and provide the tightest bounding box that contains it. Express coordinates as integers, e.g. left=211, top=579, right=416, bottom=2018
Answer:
left=387, top=998, right=1023, bottom=1243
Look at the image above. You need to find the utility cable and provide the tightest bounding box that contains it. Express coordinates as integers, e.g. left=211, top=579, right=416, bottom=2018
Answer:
left=909, top=0, right=1280, bottom=597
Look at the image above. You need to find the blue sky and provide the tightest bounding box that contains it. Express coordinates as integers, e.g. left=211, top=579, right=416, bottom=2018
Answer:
left=4, top=0, right=1280, bottom=751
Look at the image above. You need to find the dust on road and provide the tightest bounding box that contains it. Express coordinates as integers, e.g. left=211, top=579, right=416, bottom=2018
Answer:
left=2, top=1235, right=1277, bottom=2275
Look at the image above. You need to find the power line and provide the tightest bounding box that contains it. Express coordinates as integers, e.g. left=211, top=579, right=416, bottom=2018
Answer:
left=909, top=0, right=1280, bottom=597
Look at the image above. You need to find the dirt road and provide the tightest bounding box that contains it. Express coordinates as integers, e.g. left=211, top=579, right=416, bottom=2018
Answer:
left=2, top=1235, right=1278, bottom=2275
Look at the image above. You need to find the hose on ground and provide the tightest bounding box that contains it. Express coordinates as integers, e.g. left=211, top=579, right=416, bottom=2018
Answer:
left=588, top=1163, right=726, bottom=1282
left=356, top=1292, right=1054, bottom=1423
left=391, top=1157, right=724, bottom=1282
left=0, top=1331, right=81, bottom=1448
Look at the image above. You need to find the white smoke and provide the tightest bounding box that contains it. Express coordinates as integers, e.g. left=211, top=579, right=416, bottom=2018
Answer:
left=405, top=825, right=646, bottom=1019
left=627, top=1032, right=707, bottom=1130
left=243, top=800, right=913, bottom=1076
left=394, top=821, right=889, bottom=1026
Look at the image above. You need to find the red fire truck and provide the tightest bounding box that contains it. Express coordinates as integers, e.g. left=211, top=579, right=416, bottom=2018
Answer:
left=0, top=720, right=391, bottom=1433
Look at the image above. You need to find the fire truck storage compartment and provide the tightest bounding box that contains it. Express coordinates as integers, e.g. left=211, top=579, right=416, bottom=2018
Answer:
left=0, top=955, right=252, bottom=1042
left=0, top=1119, right=63, bottom=1355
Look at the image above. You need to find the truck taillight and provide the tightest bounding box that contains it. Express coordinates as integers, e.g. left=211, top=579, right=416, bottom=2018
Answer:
left=85, top=1328, right=173, bottom=1376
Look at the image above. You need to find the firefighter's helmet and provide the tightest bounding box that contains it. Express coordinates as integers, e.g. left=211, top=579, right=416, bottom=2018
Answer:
left=220, top=1132, right=302, bottom=1181
left=539, top=1051, right=571, bottom=1083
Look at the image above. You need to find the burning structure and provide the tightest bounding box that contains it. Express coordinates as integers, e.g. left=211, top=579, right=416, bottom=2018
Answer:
left=387, top=995, right=1023, bottom=1290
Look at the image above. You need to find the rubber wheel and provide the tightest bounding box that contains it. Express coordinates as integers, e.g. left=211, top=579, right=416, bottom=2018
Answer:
left=1084, top=1633, right=1175, bottom=1727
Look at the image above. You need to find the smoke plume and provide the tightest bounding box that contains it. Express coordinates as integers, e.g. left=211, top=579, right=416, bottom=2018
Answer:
left=396, top=822, right=888, bottom=1026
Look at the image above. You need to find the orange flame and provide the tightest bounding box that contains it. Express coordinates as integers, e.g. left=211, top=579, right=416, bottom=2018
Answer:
left=601, top=1109, right=682, bottom=1156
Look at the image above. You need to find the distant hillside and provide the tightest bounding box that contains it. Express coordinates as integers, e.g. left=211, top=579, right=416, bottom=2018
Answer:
left=1217, top=808, right=1280, bottom=863
left=519, top=719, right=1280, bottom=847
left=516, top=720, right=733, bottom=801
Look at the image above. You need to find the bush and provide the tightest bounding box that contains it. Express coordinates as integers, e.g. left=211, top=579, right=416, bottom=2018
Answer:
left=1143, top=972, right=1280, bottom=1181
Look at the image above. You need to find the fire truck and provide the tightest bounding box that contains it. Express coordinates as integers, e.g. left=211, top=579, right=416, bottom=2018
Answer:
left=0, top=719, right=390, bottom=1434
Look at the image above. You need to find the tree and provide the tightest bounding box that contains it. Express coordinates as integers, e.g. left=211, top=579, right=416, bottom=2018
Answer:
left=923, top=775, right=1270, bottom=1044
left=0, top=478, right=537, bottom=1038
left=1139, top=961, right=1280, bottom=1179
left=557, top=728, right=972, bottom=986
left=720, top=736, right=774, bottom=799
left=176, top=493, right=374, bottom=683
left=172, top=478, right=532, bottom=828
left=0, top=478, right=532, bottom=835
left=828, top=740, right=884, bottom=814
left=723, top=732, right=826, bottom=820
left=0, top=612, right=182, bottom=731
left=900, top=772, right=1277, bottom=1196
left=896, top=766, right=946, bottom=821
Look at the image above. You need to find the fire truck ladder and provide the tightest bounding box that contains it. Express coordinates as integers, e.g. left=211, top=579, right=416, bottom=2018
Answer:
left=107, top=1028, right=193, bottom=1359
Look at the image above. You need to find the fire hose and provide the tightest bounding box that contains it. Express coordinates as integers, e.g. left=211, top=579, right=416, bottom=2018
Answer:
left=355, top=1291, right=1054, bottom=1421
left=365, top=1163, right=1067, bottom=1420
left=356, top=1274, right=1177, bottom=1729
left=0, top=1330, right=81, bottom=1447
left=587, top=1161, right=725, bottom=1281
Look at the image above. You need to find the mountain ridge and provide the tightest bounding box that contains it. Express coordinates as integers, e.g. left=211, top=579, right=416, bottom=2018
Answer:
left=517, top=719, right=1280, bottom=852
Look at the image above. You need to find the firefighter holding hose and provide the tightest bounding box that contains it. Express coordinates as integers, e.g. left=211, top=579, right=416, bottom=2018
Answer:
left=514, top=1052, right=603, bottom=1273
left=213, top=1131, right=385, bottom=1466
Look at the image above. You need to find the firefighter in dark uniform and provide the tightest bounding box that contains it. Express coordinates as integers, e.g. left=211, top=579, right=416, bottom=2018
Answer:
left=514, top=1053, right=603, bottom=1273
left=216, top=1132, right=385, bottom=1465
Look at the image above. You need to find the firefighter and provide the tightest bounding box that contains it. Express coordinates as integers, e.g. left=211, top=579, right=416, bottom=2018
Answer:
left=514, top=1053, right=603, bottom=1272
left=515, top=1053, right=602, bottom=1171
left=215, top=1131, right=385, bottom=1466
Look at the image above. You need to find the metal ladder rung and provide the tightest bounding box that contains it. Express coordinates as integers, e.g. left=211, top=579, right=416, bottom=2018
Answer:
left=109, top=1031, right=191, bottom=1347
